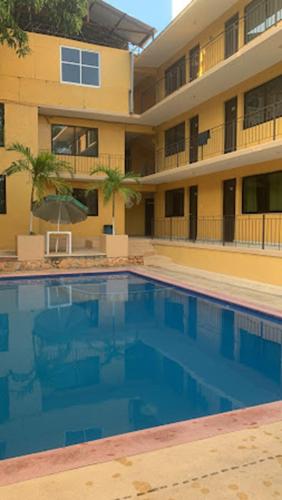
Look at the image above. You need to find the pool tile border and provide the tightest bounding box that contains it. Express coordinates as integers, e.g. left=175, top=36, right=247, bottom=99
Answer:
left=0, top=266, right=281, bottom=319
left=0, top=401, right=281, bottom=487
left=130, top=267, right=282, bottom=320
left=0, top=266, right=281, bottom=487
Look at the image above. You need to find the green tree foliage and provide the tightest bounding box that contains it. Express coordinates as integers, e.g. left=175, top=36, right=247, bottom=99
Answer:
left=3, top=143, right=73, bottom=233
left=89, top=167, right=141, bottom=235
left=0, top=0, right=88, bottom=57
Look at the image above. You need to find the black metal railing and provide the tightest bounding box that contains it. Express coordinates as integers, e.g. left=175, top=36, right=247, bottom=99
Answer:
left=53, top=153, right=124, bottom=175
left=152, top=214, right=282, bottom=250
left=125, top=157, right=155, bottom=177
left=139, top=0, right=282, bottom=112
left=44, top=102, right=281, bottom=178
left=49, top=153, right=151, bottom=177
left=155, top=103, right=282, bottom=173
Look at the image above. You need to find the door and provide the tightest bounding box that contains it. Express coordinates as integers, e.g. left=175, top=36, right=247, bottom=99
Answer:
left=189, top=116, right=199, bottom=164
left=225, top=14, right=239, bottom=59
left=189, top=44, right=200, bottom=81
left=189, top=186, right=198, bottom=241
left=145, top=198, right=155, bottom=237
left=223, top=178, right=236, bottom=243
left=224, top=97, right=237, bottom=154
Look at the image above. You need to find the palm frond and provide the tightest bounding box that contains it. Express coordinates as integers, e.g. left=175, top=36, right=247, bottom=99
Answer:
left=119, top=186, right=142, bottom=206
left=2, top=159, right=30, bottom=176
left=8, top=143, right=34, bottom=164
left=3, top=143, right=74, bottom=199
left=90, top=165, right=142, bottom=210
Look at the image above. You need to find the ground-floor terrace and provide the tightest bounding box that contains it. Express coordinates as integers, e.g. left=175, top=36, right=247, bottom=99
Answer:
left=126, top=159, right=282, bottom=246
left=0, top=157, right=281, bottom=285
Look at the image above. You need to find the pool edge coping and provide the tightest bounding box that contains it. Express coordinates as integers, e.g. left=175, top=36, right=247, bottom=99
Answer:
left=0, top=401, right=281, bottom=487
left=0, top=265, right=281, bottom=487
left=0, top=265, right=281, bottom=319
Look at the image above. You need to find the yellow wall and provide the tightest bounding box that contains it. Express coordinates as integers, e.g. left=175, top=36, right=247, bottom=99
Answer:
left=38, top=115, right=126, bottom=175
left=157, top=0, right=247, bottom=85
left=0, top=14, right=281, bottom=260
left=155, top=159, right=282, bottom=219
left=0, top=108, right=129, bottom=249
left=139, top=0, right=282, bottom=105
left=0, top=32, right=131, bottom=115
left=154, top=243, right=282, bottom=286
left=155, top=63, right=282, bottom=172
left=151, top=159, right=282, bottom=245
left=0, top=103, right=39, bottom=250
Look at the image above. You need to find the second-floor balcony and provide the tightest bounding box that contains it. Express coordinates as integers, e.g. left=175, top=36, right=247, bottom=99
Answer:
left=52, top=104, right=282, bottom=180
left=138, top=0, right=282, bottom=114
left=50, top=152, right=153, bottom=178
left=54, top=153, right=125, bottom=178
left=154, top=103, right=282, bottom=177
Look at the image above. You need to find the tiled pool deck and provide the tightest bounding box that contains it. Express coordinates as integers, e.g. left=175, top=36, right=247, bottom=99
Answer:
left=0, top=265, right=281, bottom=499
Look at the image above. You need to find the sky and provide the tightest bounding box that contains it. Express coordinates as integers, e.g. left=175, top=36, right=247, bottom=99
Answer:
left=108, top=0, right=172, bottom=33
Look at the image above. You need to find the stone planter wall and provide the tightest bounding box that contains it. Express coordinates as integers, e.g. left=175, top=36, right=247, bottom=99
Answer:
left=0, top=255, right=143, bottom=274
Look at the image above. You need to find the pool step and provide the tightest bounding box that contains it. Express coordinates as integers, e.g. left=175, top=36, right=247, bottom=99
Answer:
left=129, top=238, right=156, bottom=257
left=143, top=254, right=173, bottom=266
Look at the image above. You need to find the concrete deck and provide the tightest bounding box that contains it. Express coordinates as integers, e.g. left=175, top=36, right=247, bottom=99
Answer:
left=1, top=418, right=282, bottom=499
left=139, top=261, right=282, bottom=314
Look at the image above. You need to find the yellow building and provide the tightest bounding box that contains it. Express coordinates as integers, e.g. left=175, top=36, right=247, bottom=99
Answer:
left=0, top=0, right=281, bottom=284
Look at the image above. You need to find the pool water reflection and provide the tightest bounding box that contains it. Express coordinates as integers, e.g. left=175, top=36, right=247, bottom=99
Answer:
left=0, top=272, right=281, bottom=460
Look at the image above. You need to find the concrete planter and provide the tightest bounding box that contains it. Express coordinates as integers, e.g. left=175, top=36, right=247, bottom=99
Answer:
left=17, top=235, right=45, bottom=261
left=101, top=234, right=129, bottom=258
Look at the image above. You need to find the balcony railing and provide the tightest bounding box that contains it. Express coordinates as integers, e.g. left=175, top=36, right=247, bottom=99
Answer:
left=156, top=104, right=282, bottom=173
left=152, top=215, right=282, bottom=251
left=50, top=153, right=154, bottom=177
left=125, top=157, right=155, bottom=177
left=140, top=0, right=282, bottom=112
left=54, top=153, right=124, bottom=175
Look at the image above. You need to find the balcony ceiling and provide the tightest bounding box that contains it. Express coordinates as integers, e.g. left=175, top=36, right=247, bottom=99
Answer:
left=142, top=140, right=282, bottom=185
left=136, top=0, right=238, bottom=68
left=139, top=27, right=282, bottom=126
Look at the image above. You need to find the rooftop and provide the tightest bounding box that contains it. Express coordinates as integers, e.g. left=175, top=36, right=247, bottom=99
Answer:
left=20, top=0, right=156, bottom=50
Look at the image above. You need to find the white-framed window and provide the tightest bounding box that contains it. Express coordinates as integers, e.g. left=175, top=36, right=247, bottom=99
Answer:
left=60, top=46, right=100, bottom=87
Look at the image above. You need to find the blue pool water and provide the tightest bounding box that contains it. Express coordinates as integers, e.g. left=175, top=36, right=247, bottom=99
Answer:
left=0, top=272, right=281, bottom=460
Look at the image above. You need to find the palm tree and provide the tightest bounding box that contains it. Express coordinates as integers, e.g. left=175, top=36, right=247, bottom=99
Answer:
left=90, top=166, right=141, bottom=235
left=3, top=143, right=73, bottom=234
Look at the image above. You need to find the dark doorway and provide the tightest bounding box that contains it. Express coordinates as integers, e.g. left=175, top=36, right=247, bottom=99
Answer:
left=223, top=178, right=236, bottom=243
left=224, top=97, right=237, bottom=153
left=189, top=185, right=198, bottom=241
left=145, top=198, right=155, bottom=237
left=225, top=14, right=239, bottom=59
left=189, top=44, right=200, bottom=81
left=189, top=116, right=199, bottom=164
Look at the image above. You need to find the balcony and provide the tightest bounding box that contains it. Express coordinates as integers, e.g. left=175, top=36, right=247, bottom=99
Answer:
left=152, top=214, right=282, bottom=252
left=137, top=2, right=282, bottom=121
left=53, top=153, right=125, bottom=178
left=51, top=153, right=152, bottom=178
left=144, top=104, right=282, bottom=182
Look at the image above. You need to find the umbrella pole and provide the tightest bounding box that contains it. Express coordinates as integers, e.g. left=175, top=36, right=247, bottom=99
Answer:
left=56, top=203, right=62, bottom=253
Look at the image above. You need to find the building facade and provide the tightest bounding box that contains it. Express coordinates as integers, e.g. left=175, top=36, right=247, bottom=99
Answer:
left=0, top=0, right=281, bottom=283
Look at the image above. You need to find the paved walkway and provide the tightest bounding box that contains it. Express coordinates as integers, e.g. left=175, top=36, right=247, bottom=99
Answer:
left=1, top=420, right=282, bottom=500
left=140, top=261, right=282, bottom=312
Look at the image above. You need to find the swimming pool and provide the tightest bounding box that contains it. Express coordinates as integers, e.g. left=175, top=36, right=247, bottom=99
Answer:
left=0, top=271, right=281, bottom=461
